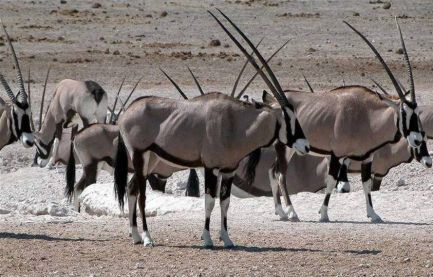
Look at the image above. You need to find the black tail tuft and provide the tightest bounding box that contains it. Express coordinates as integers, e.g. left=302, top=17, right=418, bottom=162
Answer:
left=185, top=169, right=200, bottom=197
left=114, top=134, right=128, bottom=210
left=244, top=148, right=261, bottom=186
left=65, top=141, right=76, bottom=201
left=148, top=174, right=167, bottom=193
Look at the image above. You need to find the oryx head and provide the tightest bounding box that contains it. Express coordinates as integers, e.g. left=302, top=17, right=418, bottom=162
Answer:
left=345, top=19, right=425, bottom=149
left=209, top=9, right=310, bottom=155
left=0, top=20, right=33, bottom=148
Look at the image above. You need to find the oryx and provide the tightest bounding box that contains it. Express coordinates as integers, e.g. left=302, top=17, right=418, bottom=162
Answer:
left=34, top=79, right=108, bottom=167
left=113, top=16, right=310, bottom=247
left=0, top=20, right=34, bottom=150
left=212, top=10, right=426, bottom=223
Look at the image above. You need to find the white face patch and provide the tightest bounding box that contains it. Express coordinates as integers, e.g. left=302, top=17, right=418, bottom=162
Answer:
left=408, top=131, right=423, bottom=148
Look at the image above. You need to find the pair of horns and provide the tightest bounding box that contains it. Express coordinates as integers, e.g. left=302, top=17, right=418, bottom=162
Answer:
left=109, top=76, right=143, bottom=124
left=160, top=66, right=206, bottom=100
left=345, top=18, right=415, bottom=104
left=0, top=19, right=27, bottom=105
left=209, top=9, right=292, bottom=109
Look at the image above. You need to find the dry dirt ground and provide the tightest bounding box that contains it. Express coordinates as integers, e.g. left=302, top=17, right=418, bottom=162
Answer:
left=1, top=0, right=433, bottom=276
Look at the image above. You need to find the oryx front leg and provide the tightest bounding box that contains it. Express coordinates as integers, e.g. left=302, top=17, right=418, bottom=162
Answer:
left=278, top=174, right=299, bottom=222
left=319, top=155, right=340, bottom=222
left=269, top=170, right=287, bottom=220
left=361, top=162, right=383, bottom=223
left=219, top=176, right=234, bottom=248
left=202, top=169, right=218, bottom=249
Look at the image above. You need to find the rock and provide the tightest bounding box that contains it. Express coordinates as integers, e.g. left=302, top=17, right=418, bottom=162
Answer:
left=160, top=11, right=168, bottom=17
left=382, top=2, right=391, bottom=9
left=396, top=178, right=406, bottom=187
left=426, top=260, right=432, bottom=268
left=307, top=47, right=317, bottom=53
left=209, top=39, right=221, bottom=47
left=113, top=50, right=120, bottom=55
left=91, top=3, right=102, bottom=9
left=60, top=0, right=67, bottom=4
left=396, top=48, right=404, bottom=54
left=353, top=12, right=360, bottom=16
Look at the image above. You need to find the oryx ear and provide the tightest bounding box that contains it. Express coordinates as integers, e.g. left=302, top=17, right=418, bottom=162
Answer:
left=262, top=90, right=278, bottom=105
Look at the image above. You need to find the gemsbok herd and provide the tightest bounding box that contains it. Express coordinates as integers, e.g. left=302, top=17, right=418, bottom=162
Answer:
left=1, top=10, right=431, bottom=249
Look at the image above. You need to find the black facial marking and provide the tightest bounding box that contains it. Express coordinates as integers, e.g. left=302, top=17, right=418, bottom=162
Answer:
left=36, top=138, right=55, bottom=160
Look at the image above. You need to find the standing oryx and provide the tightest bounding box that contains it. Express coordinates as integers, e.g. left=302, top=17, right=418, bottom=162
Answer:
left=34, top=79, right=108, bottom=167
left=0, top=20, right=34, bottom=150
left=211, top=10, right=427, bottom=223
left=114, top=16, right=310, bottom=247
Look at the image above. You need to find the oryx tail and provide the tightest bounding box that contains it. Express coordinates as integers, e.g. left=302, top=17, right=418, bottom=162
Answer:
left=114, top=133, right=128, bottom=209
left=185, top=169, right=200, bottom=197
left=65, top=139, right=76, bottom=200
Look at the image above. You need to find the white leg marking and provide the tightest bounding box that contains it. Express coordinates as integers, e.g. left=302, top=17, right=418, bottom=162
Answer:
left=220, top=197, right=234, bottom=248
left=363, top=179, right=383, bottom=223
left=319, top=175, right=335, bottom=222
left=128, top=194, right=142, bottom=244
left=202, top=194, right=215, bottom=248
left=275, top=204, right=288, bottom=220
left=142, top=231, right=154, bottom=247
left=287, top=205, right=300, bottom=222
left=336, top=181, right=351, bottom=193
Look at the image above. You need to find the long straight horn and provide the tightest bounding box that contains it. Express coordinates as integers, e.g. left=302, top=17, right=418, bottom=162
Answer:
left=231, top=37, right=264, bottom=97
left=371, top=78, right=390, bottom=96
left=39, top=67, right=50, bottom=131
left=0, top=19, right=26, bottom=104
left=343, top=21, right=407, bottom=102
left=208, top=11, right=287, bottom=107
left=236, top=38, right=291, bottom=99
left=160, top=68, right=188, bottom=100
left=187, top=66, right=204, bottom=96
left=114, top=76, right=143, bottom=119
left=395, top=18, right=415, bottom=102
left=27, top=67, right=35, bottom=131
left=123, top=76, right=143, bottom=108
left=216, top=9, right=288, bottom=101
left=109, top=76, right=126, bottom=124
left=302, top=74, right=314, bottom=93
left=0, top=73, right=16, bottom=102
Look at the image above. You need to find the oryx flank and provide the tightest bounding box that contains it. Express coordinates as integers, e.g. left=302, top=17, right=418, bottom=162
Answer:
left=0, top=20, right=34, bottom=150
left=34, top=79, right=108, bottom=167
left=114, top=13, right=310, bottom=248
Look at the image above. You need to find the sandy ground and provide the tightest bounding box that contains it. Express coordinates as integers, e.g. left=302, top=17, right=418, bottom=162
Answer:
left=2, top=0, right=433, bottom=276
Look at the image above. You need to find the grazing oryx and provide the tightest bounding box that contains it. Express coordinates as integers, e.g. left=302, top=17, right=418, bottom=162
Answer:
left=34, top=79, right=108, bottom=167
left=114, top=15, right=310, bottom=248
left=0, top=20, right=34, bottom=150
left=212, top=10, right=427, bottom=223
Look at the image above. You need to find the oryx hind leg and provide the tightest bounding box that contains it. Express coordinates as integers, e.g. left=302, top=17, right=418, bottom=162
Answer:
left=319, top=155, right=340, bottom=222
left=269, top=169, right=287, bottom=220
left=278, top=173, right=299, bottom=222
left=74, top=162, right=98, bottom=212
left=202, top=168, right=218, bottom=249
left=219, top=175, right=234, bottom=248
left=132, top=151, right=154, bottom=246
left=127, top=175, right=142, bottom=244
left=336, top=159, right=351, bottom=193
left=361, top=161, right=383, bottom=223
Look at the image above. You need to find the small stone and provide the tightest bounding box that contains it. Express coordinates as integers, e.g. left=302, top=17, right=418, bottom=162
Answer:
left=307, top=47, right=317, bottom=53
left=60, top=0, right=67, bottom=4
left=382, top=2, right=391, bottom=9
left=403, top=257, right=410, bottom=263
left=426, top=260, right=432, bottom=268
left=209, top=39, right=221, bottom=47
left=353, top=12, right=360, bottom=16
left=91, top=3, right=101, bottom=9
left=396, top=48, right=404, bottom=54
left=104, top=48, right=110, bottom=54
left=160, top=11, right=168, bottom=17
left=396, top=178, right=406, bottom=187
left=113, top=50, right=120, bottom=55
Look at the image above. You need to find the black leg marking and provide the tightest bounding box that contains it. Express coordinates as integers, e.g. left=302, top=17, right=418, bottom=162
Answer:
left=205, top=218, right=210, bottom=231
left=323, top=194, right=331, bottom=207
left=361, top=162, right=372, bottom=183
left=367, top=194, right=373, bottom=208
left=204, top=169, right=218, bottom=198
left=338, top=163, right=349, bottom=183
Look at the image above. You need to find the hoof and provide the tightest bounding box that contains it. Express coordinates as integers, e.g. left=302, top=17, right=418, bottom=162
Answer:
left=370, top=216, right=384, bottom=223
left=319, top=216, right=330, bottom=223
left=133, top=239, right=143, bottom=245
left=143, top=241, right=155, bottom=247
left=224, top=243, right=235, bottom=249
left=279, top=215, right=289, bottom=221
left=288, top=215, right=300, bottom=222
left=203, top=243, right=214, bottom=249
